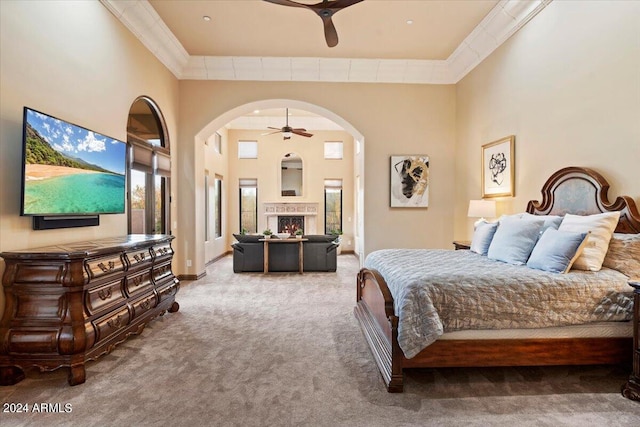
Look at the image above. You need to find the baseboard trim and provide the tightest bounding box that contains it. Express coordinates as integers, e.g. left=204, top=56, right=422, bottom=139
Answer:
left=207, top=251, right=231, bottom=266
left=177, top=271, right=206, bottom=281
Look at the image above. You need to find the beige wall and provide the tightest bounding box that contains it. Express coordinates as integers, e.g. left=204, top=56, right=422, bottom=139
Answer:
left=454, top=1, right=640, bottom=240
left=0, top=2, right=179, bottom=314
left=226, top=129, right=355, bottom=248
left=3, top=1, right=635, bottom=297
left=176, top=81, right=457, bottom=276
left=203, top=128, right=230, bottom=263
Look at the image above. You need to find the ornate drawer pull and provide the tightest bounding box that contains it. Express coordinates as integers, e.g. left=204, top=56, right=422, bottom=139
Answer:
left=132, top=276, right=143, bottom=287
left=107, top=315, right=124, bottom=328
left=97, top=261, right=115, bottom=273
left=98, top=287, right=112, bottom=301
left=140, top=299, right=151, bottom=310
left=133, top=253, right=146, bottom=262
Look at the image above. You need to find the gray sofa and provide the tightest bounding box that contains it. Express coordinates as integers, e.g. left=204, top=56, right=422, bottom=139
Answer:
left=231, top=234, right=339, bottom=273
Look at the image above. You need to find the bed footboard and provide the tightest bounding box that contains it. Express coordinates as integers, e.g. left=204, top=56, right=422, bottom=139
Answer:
left=354, top=268, right=404, bottom=392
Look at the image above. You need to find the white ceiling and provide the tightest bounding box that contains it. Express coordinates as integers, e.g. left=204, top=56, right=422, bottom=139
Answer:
left=101, top=0, right=552, bottom=130
left=101, top=0, right=551, bottom=85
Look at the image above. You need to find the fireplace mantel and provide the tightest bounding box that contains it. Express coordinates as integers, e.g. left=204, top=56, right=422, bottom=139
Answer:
left=263, top=202, right=319, bottom=234
left=263, top=202, right=318, bottom=216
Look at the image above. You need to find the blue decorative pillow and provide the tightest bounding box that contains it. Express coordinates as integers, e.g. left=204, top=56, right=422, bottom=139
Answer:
left=527, top=229, right=590, bottom=273
left=487, top=216, right=545, bottom=265
left=470, top=221, right=499, bottom=256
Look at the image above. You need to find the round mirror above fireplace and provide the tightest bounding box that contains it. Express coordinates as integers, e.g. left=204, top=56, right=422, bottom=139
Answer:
left=281, top=153, right=303, bottom=197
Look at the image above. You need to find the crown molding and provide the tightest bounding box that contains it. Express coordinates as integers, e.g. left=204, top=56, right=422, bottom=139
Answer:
left=100, top=0, right=551, bottom=85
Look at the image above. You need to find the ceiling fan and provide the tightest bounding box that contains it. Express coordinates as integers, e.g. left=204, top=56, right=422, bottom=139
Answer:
left=262, top=0, right=365, bottom=47
left=263, top=108, right=314, bottom=140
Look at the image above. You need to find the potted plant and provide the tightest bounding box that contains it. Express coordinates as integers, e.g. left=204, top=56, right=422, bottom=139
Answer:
left=295, top=229, right=304, bottom=239
left=263, top=228, right=273, bottom=238
left=330, top=229, right=343, bottom=254
left=330, top=229, right=343, bottom=242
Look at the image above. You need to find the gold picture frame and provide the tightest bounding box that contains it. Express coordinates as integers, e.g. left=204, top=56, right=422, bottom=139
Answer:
left=481, top=135, right=515, bottom=198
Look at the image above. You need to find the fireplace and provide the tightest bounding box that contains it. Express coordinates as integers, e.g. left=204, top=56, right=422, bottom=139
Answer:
left=263, top=202, right=319, bottom=235
left=278, top=216, right=304, bottom=234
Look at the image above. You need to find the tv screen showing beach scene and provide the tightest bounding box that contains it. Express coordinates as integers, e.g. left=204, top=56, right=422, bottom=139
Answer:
left=21, top=107, right=127, bottom=216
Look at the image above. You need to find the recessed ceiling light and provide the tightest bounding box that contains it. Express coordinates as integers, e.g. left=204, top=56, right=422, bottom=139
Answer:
left=406, top=20, right=413, bottom=25
left=253, top=110, right=260, bottom=114
left=203, top=16, right=211, bottom=22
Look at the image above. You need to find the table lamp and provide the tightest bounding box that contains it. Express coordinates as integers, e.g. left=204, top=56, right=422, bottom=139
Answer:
left=468, top=200, right=497, bottom=228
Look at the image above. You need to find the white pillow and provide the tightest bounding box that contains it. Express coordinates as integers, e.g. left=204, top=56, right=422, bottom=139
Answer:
left=557, top=211, right=620, bottom=271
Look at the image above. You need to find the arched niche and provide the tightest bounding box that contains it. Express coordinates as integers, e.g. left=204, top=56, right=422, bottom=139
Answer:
left=281, top=152, right=303, bottom=197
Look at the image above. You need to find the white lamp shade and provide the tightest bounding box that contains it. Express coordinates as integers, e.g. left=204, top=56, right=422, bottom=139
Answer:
left=467, top=200, right=497, bottom=219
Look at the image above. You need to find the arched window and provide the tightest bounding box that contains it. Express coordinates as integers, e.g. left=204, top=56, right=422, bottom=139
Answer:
left=127, top=97, right=171, bottom=234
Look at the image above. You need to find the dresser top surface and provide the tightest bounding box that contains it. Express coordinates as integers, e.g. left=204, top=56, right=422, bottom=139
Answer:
left=0, top=234, right=174, bottom=260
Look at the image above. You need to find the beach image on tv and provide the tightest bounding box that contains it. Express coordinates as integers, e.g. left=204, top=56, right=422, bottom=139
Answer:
left=22, top=109, right=126, bottom=215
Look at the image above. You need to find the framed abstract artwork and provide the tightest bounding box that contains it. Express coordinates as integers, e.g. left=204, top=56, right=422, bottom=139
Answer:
left=390, top=155, right=429, bottom=207
left=482, top=135, right=515, bottom=198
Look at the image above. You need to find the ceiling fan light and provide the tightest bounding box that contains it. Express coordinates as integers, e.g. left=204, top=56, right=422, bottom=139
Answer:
left=283, top=131, right=293, bottom=139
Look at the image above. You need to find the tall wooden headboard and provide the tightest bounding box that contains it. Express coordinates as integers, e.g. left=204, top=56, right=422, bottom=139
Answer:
left=526, top=166, right=640, bottom=233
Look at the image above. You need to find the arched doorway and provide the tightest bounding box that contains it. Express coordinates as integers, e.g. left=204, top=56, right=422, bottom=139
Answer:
left=191, top=99, right=365, bottom=267
left=127, top=96, right=171, bottom=234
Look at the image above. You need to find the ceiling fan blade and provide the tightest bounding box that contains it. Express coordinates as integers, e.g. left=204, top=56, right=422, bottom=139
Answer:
left=321, top=15, right=339, bottom=47
left=262, top=0, right=310, bottom=10
left=292, top=129, right=314, bottom=138
left=292, top=128, right=308, bottom=132
left=261, top=130, right=282, bottom=136
left=267, top=126, right=281, bottom=130
left=321, top=0, right=365, bottom=9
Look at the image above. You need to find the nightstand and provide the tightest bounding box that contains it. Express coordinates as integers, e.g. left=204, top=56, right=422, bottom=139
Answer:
left=452, top=240, right=471, bottom=250
left=622, top=280, right=640, bottom=401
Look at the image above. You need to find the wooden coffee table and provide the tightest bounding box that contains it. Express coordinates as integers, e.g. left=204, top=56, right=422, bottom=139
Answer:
left=260, top=238, right=308, bottom=274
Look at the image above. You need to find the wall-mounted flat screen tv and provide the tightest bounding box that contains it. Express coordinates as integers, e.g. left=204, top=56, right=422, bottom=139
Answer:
left=20, top=107, right=127, bottom=216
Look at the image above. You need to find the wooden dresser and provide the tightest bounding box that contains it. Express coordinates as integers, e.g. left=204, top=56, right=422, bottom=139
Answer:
left=0, top=235, right=179, bottom=386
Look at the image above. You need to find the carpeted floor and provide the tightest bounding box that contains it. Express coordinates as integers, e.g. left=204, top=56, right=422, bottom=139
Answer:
left=1, top=254, right=639, bottom=426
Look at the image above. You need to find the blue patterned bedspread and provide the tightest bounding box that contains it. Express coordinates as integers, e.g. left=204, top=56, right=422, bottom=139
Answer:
left=364, top=249, right=633, bottom=358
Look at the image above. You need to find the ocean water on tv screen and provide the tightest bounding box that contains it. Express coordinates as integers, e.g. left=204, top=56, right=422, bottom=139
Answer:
left=24, top=172, right=125, bottom=215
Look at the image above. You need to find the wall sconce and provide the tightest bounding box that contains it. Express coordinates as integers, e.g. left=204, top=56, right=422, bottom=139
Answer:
left=468, top=199, right=497, bottom=228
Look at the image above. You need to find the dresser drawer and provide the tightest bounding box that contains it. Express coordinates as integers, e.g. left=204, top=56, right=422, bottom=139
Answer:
left=93, top=307, right=131, bottom=342
left=125, top=248, right=152, bottom=269
left=85, top=280, right=126, bottom=316
left=157, top=280, right=179, bottom=304
left=131, top=293, right=157, bottom=319
left=85, top=254, right=125, bottom=281
left=152, top=261, right=173, bottom=284
left=125, top=270, right=153, bottom=297
left=151, top=243, right=173, bottom=261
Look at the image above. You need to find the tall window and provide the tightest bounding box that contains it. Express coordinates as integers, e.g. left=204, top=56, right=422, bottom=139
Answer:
left=214, top=132, right=222, bottom=154
left=214, top=175, right=223, bottom=238
left=127, top=97, right=171, bottom=235
left=204, top=172, right=210, bottom=241
left=239, top=179, right=258, bottom=233
left=324, top=179, right=342, bottom=234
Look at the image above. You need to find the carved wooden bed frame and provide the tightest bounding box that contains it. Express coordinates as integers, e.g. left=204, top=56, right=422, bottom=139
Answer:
left=355, top=166, right=640, bottom=392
